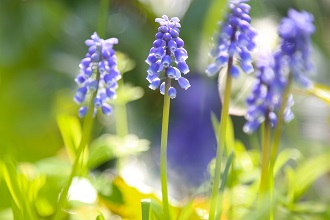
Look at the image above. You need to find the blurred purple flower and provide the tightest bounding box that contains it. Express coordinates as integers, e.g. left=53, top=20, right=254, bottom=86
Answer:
left=243, top=53, right=294, bottom=134
left=74, top=32, right=120, bottom=117
left=244, top=9, right=315, bottom=133
left=206, top=0, right=257, bottom=77
left=277, top=9, right=315, bottom=88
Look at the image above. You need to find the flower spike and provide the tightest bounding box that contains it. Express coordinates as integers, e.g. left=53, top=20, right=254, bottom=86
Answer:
left=74, top=32, right=120, bottom=117
left=146, top=15, right=190, bottom=98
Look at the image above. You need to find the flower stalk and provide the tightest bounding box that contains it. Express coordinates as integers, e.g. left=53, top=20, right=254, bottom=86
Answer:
left=209, top=58, right=233, bottom=220
left=54, top=75, right=99, bottom=220
left=160, top=76, right=171, bottom=220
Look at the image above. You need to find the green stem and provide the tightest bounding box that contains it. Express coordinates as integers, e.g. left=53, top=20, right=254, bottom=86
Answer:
left=208, top=59, right=233, bottom=220
left=54, top=1, right=109, bottom=219
left=259, top=116, right=271, bottom=194
left=258, top=115, right=271, bottom=212
left=97, top=0, right=110, bottom=38
left=53, top=87, right=97, bottom=220
left=160, top=76, right=171, bottom=220
left=269, top=75, right=293, bottom=220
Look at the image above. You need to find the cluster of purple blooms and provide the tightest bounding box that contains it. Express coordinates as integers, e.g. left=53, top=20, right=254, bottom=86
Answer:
left=243, top=53, right=294, bottom=133
left=73, top=7, right=315, bottom=137
left=206, top=0, right=257, bottom=77
left=243, top=9, right=315, bottom=133
left=145, top=15, right=190, bottom=99
left=74, top=32, right=121, bottom=117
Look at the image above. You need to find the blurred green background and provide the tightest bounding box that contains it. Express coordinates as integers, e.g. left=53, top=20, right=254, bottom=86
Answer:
left=0, top=0, right=330, bottom=217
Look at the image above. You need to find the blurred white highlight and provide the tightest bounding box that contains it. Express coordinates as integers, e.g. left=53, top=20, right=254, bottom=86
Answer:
left=139, top=0, right=191, bottom=18
left=68, top=177, right=97, bottom=203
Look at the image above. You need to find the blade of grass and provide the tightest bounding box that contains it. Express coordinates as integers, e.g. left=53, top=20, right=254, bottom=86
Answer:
left=215, top=151, right=234, bottom=219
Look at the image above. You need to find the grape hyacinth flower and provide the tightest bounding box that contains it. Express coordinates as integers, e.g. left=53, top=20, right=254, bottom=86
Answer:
left=276, top=9, right=315, bottom=88
left=243, top=9, right=315, bottom=134
left=74, top=32, right=121, bottom=117
left=206, top=0, right=257, bottom=77
left=243, top=53, right=294, bottom=134
left=146, top=15, right=190, bottom=98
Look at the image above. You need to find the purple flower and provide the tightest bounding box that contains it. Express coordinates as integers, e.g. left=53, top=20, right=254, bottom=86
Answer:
left=146, top=15, right=190, bottom=99
left=277, top=9, right=315, bottom=88
left=206, top=0, right=257, bottom=77
left=243, top=9, right=315, bottom=134
left=243, top=53, right=294, bottom=134
left=74, top=32, right=120, bottom=117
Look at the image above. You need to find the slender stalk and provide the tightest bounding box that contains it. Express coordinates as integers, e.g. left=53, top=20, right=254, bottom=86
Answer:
left=269, top=75, right=293, bottom=220
left=53, top=87, right=97, bottom=220
left=114, top=79, right=128, bottom=172
left=258, top=115, right=271, bottom=212
left=98, top=0, right=110, bottom=38
left=54, top=1, right=110, bottom=219
left=160, top=76, right=171, bottom=220
left=208, top=60, right=233, bottom=220
left=259, top=116, right=271, bottom=194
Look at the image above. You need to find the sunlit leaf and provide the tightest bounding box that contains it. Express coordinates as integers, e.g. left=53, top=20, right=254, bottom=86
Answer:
left=87, top=134, right=150, bottom=169
left=292, top=201, right=327, bottom=214
left=202, top=0, right=228, bottom=43
left=117, top=51, right=136, bottom=75
left=56, top=114, right=82, bottom=162
left=96, top=212, right=106, bottom=220
left=274, top=148, right=302, bottom=176
left=91, top=174, right=124, bottom=205
left=0, top=157, right=43, bottom=219
left=307, top=83, right=330, bottom=105
left=141, top=199, right=151, bottom=220
left=111, top=84, right=144, bottom=105
left=291, top=153, right=330, bottom=200
left=34, top=157, right=71, bottom=178
left=103, top=177, right=162, bottom=219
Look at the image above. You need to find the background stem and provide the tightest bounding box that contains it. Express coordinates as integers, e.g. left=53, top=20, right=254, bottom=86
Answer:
left=258, top=115, right=271, bottom=216
left=53, top=87, right=97, bottom=220
left=115, top=79, right=129, bottom=137
left=98, top=0, right=110, bottom=38
left=269, top=75, right=293, bottom=220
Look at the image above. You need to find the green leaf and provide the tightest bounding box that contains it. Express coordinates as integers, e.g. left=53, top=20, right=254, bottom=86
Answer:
left=112, top=84, right=144, bottom=105
left=141, top=199, right=151, bottom=220
left=219, top=151, right=234, bottom=192
left=87, top=134, right=149, bottom=169
left=0, top=159, right=21, bottom=210
left=0, top=157, right=41, bottom=219
left=307, top=83, right=330, bottom=105
left=92, top=174, right=124, bottom=204
left=105, top=177, right=163, bottom=220
left=274, top=148, right=302, bottom=176
left=201, top=0, right=228, bottom=43
left=149, top=199, right=164, bottom=220
left=116, top=52, right=135, bottom=75
left=292, top=201, right=327, bottom=214
left=215, top=151, right=234, bottom=219
left=56, top=114, right=82, bottom=161
left=95, top=212, right=106, bottom=220
left=291, top=153, right=330, bottom=200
